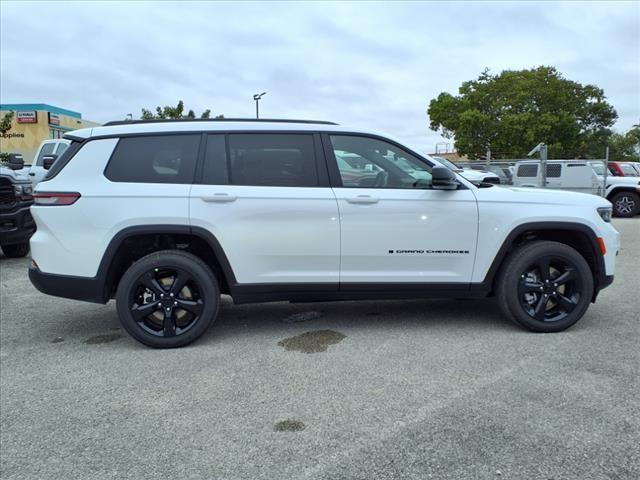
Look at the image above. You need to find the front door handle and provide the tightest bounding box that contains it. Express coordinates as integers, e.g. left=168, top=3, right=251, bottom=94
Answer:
left=29, top=172, right=35, bottom=176
left=346, top=195, right=379, bottom=204
left=201, top=193, right=237, bottom=203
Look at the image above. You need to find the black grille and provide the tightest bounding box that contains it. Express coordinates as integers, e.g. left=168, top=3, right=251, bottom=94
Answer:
left=0, top=178, right=16, bottom=207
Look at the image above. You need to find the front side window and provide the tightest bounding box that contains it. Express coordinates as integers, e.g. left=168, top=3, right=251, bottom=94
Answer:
left=105, top=134, right=199, bottom=184
left=546, top=164, right=562, bottom=178
left=329, top=135, right=432, bottom=189
left=228, top=134, right=318, bottom=187
left=36, top=143, right=55, bottom=166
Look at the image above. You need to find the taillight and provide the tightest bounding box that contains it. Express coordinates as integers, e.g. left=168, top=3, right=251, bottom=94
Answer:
left=33, top=192, right=81, bottom=206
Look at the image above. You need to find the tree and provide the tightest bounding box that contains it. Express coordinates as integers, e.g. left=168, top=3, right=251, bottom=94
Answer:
left=608, top=125, right=640, bottom=162
left=427, top=66, right=618, bottom=159
left=0, top=111, right=14, bottom=135
left=140, top=101, right=222, bottom=120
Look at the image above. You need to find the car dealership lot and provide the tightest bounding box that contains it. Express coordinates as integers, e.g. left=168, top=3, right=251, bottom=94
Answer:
left=1, top=219, right=638, bottom=480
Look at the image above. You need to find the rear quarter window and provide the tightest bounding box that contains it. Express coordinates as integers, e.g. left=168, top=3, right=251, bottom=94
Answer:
left=105, top=135, right=200, bottom=184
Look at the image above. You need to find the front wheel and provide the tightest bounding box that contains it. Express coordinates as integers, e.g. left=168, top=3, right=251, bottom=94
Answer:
left=610, top=191, right=640, bottom=217
left=1, top=242, right=30, bottom=258
left=496, top=241, right=594, bottom=333
left=116, top=250, right=220, bottom=348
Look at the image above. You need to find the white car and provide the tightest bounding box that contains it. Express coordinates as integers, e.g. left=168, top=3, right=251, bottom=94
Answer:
left=432, top=156, right=501, bottom=185
left=28, top=139, right=70, bottom=186
left=29, top=119, right=619, bottom=347
left=512, top=160, right=640, bottom=217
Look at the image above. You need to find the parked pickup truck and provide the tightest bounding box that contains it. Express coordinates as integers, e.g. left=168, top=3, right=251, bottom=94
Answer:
left=513, top=160, right=640, bottom=217
left=0, top=154, right=35, bottom=257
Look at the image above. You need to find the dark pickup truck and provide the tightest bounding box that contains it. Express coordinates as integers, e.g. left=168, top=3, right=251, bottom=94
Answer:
left=0, top=154, right=35, bottom=258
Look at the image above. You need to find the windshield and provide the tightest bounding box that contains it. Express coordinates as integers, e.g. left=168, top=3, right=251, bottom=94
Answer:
left=620, top=164, right=638, bottom=176
left=591, top=163, right=606, bottom=175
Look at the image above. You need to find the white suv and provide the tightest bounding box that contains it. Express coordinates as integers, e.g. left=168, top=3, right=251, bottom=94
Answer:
left=29, top=119, right=619, bottom=348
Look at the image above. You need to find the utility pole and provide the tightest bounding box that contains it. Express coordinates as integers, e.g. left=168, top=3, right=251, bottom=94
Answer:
left=603, top=146, right=609, bottom=197
left=253, top=92, right=266, bottom=119
left=527, top=142, right=547, bottom=188
left=485, top=147, right=491, bottom=169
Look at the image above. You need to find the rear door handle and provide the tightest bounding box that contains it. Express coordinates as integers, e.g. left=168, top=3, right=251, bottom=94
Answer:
left=346, top=195, right=379, bottom=204
left=201, top=193, right=237, bottom=203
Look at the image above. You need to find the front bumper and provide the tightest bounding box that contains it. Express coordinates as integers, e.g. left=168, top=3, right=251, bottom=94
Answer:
left=0, top=204, right=36, bottom=246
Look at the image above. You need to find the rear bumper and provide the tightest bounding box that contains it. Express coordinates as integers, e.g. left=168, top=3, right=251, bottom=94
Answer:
left=0, top=204, right=35, bottom=245
left=28, top=266, right=107, bottom=304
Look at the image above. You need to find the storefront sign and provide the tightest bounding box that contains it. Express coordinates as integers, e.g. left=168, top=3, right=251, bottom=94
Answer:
left=16, top=111, right=37, bottom=123
left=48, top=112, right=60, bottom=125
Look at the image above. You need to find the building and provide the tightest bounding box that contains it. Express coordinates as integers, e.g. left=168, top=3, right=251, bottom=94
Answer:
left=0, top=103, right=100, bottom=163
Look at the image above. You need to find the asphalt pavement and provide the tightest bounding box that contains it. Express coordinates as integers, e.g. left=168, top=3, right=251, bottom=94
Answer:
left=1, top=219, right=638, bottom=480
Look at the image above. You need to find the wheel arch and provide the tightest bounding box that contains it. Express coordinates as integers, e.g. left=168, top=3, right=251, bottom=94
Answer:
left=98, top=225, right=237, bottom=302
left=481, top=222, right=606, bottom=301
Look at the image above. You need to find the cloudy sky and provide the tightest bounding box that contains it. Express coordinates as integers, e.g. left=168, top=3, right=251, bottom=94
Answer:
left=1, top=1, right=638, bottom=152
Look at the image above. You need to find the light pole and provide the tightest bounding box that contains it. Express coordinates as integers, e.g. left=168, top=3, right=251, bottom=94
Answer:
left=253, top=92, right=266, bottom=119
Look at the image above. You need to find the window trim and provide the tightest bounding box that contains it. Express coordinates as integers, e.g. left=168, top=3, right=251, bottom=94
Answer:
left=320, top=132, right=450, bottom=190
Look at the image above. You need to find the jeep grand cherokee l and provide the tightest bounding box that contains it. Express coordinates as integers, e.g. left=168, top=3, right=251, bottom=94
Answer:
left=28, top=119, right=619, bottom=348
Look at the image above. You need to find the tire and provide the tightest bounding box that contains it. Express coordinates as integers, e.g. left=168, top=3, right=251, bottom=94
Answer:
left=496, top=241, right=594, bottom=333
left=1, top=242, right=30, bottom=258
left=610, top=191, right=640, bottom=218
left=116, top=250, right=220, bottom=348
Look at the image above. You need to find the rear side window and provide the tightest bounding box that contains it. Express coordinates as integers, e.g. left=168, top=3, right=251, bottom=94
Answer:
left=517, top=164, right=538, bottom=177
left=546, top=164, right=562, bottom=178
left=105, top=135, right=199, bottom=184
left=227, top=134, right=318, bottom=187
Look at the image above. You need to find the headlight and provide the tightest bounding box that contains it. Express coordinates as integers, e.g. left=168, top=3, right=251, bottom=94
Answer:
left=13, top=184, right=33, bottom=199
left=597, top=207, right=612, bottom=223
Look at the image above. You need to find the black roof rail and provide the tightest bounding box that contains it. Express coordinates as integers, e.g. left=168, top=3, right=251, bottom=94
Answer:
left=102, top=118, right=338, bottom=127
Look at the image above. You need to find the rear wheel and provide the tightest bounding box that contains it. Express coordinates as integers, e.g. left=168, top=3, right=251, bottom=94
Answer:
left=1, top=242, right=30, bottom=258
left=496, top=241, right=594, bottom=332
left=610, top=191, right=640, bottom=217
left=116, top=250, right=219, bottom=348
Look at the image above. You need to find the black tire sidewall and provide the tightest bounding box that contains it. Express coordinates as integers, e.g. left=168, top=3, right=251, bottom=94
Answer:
left=611, top=192, right=640, bottom=218
left=116, top=251, right=219, bottom=348
left=1, top=242, right=30, bottom=258
left=499, top=241, right=594, bottom=333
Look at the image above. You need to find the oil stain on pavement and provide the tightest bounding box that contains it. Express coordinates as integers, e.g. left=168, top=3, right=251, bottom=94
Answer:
left=273, top=419, right=305, bottom=432
left=277, top=329, right=346, bottom=353
left=84, top=333, right=123, bottom=344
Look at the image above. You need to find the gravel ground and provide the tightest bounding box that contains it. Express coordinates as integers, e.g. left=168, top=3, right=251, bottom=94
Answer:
left=1, top=219, right=638, bottom=480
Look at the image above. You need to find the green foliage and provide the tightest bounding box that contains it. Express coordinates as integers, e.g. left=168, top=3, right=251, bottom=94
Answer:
left=428, top=66, right=618, bottom=159
left=139, top=101, right=221, bottom=120
left=608, top=125, right=640, bottom=162
left=0, top=111, right=15, bottom=134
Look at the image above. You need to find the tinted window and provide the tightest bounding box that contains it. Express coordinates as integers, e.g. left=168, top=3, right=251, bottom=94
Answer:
left=330, top=135, right=432, bottom=189
left=56, top=142, right=69, bottom=156
left=228, top=134, right=317, bottom=187
left=202, top=134, right=227, bottom=184
left=36, top=143, right=55, bottom=166
left=546, top=164, right=562, bottom=178
left=105, top=135, right=199, bottom=184
left=517, top=164, right=538, bottom=177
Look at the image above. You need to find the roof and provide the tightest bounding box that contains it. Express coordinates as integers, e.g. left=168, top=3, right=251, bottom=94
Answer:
left=67, top=119, right=384, bottom=140
left=0, top=103, right=82, bottom=119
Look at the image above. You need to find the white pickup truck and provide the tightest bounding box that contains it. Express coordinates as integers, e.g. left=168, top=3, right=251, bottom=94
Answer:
left=513, top=160, right=640, bottom=217
left=28, top=139, right=70, bottom=186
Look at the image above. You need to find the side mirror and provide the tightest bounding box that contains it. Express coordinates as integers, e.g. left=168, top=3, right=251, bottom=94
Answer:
left=6, top=153, right=24, bottom=171
left=43, top=154, right=58, bottom=170
left=431, top=165, right=459, bottom=190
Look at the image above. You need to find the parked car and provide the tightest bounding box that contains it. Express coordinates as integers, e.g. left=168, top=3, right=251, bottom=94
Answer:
left=0, top=154, right=35, bottom=257
left=28, top=139, right=70, bottom=186
left=468, top=164, right=511, bottom=184
left=432, top=157, right=501, bottom=184
left=620, top=162, right=640, bottom=177
left=512, top=160, right=640, bottom=217
left=29, top=119, right=618, bottom=347
left=608, top=161, right=639, bottom=177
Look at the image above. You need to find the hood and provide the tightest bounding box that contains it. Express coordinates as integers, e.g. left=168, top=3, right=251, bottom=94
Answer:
left=473, top=185, right=611, bottom=209
left=459, top=169, right=499, bottom=181
left=0, top=165, right=30, bottom=182
left=601, top=176, right=640, bottom=186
